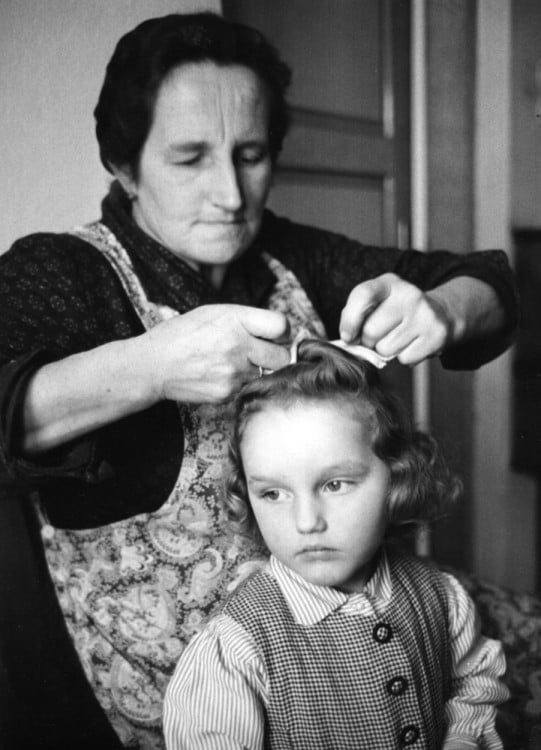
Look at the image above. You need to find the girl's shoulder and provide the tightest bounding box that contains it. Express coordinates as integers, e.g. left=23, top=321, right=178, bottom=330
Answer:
left=221, top=565, right=278, bottom=613
left=387, top=548, right=456, bottom=594
left=386, top=547, right=475, bottom=618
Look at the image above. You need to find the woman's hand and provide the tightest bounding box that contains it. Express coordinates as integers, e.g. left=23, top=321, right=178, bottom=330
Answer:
left=339, top=273, right=452, bottom=365
left=22, top=304, right=290, bottom=454
left=339, top=273, right=502, bottom=366
left=143, top=304, right=290, bottom=403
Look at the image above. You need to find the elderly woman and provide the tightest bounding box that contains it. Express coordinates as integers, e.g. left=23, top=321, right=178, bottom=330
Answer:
left=0, top=11, right=516, bottom=750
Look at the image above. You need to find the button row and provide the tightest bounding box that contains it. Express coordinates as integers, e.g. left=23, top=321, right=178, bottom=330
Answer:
left=372, top=622, right=419, bottom=746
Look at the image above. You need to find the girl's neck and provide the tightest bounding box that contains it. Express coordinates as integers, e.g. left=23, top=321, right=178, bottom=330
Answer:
left=336, top=548, right=383, bottom=594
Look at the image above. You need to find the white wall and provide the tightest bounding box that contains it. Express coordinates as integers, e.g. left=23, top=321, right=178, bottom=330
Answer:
left=0, top=0, right=220, bottom=253
left=473, top=0, right=537, bottom=591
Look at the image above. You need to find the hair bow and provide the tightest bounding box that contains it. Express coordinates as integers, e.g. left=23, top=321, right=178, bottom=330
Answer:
left=327, top=339, right=393, bottom=369
left=289, top=329, right=393, bottom=369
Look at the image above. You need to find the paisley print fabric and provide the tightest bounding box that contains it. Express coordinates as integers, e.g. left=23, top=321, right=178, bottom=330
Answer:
left=40, top=221, right=328, bottom=749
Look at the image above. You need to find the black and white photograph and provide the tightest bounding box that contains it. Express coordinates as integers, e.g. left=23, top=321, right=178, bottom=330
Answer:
left=0, top=2, right=539, bottom=748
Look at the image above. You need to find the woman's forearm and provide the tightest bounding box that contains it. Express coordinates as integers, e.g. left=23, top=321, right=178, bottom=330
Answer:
left=426, top=277, right=506, bottom=346
left=22, top=335, right=155, bottom=455
left=21, top=304, right=291, bottom=456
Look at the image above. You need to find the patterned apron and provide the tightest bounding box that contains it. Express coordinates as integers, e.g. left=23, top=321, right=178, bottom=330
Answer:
left=40, top=222, right=327, bottom=749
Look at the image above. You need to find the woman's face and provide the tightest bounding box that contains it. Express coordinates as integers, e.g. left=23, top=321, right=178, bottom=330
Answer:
left=118, top=62, right=273, bottom=273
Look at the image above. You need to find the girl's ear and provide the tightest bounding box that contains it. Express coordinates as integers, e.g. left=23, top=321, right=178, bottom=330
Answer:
left=110, top=163, right=138, bottom=200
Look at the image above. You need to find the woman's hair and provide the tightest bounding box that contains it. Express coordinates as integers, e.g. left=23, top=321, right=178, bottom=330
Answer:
left=225, top=339, right=462, bottom=544
left=94, top=12, right=291, bottom=176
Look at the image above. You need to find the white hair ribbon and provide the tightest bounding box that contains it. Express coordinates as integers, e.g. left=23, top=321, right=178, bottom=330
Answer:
left=327, top=339, right=393, bottom=369
left=288, top=329, right=393, bottom=369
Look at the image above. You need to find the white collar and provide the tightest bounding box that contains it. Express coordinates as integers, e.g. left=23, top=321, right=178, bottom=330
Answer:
left=267, top=549, right=393, bottom=626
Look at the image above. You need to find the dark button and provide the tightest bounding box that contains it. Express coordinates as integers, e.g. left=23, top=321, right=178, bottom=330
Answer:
left=372, top=622, right=393, bottom=643
left=386, top=676, right=408, bottom=696
left=399, top=725, right=420, bottom=746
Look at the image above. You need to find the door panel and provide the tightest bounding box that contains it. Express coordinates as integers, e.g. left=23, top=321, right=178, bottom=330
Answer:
left=229, top=0, right=383, bottom=120
left=270, top=172, right=385, bottom=246
left=223, top=0, right=410, bottom=246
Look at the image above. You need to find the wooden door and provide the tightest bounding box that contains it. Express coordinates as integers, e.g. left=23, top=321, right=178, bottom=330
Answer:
left=223, top=0, right=412, bottom=403
left=223, top=0, right=410, bottom=246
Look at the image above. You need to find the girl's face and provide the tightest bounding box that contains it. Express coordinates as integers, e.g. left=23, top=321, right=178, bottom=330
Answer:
left=240, top=400, right=391, bottom=593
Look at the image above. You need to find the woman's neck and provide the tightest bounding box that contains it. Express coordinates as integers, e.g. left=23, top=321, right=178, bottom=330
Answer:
left=200, top=263, right=227, bottom=290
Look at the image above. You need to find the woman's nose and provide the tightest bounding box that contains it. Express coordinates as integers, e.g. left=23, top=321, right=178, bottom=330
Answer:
left=294, top=496, right=326, bottom=534
left=210, top=158, right=244, bottom=211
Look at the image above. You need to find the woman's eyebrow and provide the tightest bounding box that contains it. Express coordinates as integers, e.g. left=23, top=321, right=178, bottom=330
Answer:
left=236, top=138, right=268, bottom=147
left=165, top=137, right=268, bottom=154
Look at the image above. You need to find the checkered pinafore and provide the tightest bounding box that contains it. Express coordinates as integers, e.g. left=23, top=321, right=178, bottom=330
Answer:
left=224, top=551, right=451, bottom=750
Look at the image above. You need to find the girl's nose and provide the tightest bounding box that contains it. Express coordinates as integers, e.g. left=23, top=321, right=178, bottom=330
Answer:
left=210, top=158, right=244, bottom=211
left=294, top=496, right=327, bottom=534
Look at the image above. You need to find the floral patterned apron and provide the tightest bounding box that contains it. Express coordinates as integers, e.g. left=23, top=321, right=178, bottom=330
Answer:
left=40, top=221, right=327, bottom=749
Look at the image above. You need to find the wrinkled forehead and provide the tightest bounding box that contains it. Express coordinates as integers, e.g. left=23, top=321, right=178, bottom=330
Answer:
left=156, top=61, right=270, bottom=123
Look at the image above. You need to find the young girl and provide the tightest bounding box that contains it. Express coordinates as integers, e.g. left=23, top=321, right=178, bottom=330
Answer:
left=164, top=339, right=509, bottom=750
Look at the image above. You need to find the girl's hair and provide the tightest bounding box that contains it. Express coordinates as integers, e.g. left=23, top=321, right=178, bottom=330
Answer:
left=225, top=339, right=462, bottom=544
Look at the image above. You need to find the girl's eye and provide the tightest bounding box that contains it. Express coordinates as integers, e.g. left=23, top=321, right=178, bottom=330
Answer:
left=324, top=479, right=350, bottom=494
left=261, top=489, right=282, bottom=502
left=326, top=480, right=343, bottom=492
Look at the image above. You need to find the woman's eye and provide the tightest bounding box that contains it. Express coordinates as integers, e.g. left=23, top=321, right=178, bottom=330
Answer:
left=172, top=153, right=203, bottom=167
left=238, top=147, right=268, bottom=165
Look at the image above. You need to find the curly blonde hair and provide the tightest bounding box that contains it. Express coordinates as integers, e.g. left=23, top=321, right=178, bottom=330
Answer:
left=225, top=339, right=462, bottom=545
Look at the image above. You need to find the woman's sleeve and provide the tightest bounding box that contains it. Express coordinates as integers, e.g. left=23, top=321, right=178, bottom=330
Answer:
left=270, top=215, right=518, bottom=368
left=441, top=572, right=510, bottom=749
left=0, top=350, right=104, bottom=490
left=0, top=234, right=141, bottom=490
left=163, top=614, right=267, bottom=750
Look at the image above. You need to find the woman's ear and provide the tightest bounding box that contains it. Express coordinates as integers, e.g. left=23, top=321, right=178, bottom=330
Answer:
left=110, top=163, right=138, bottom=200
